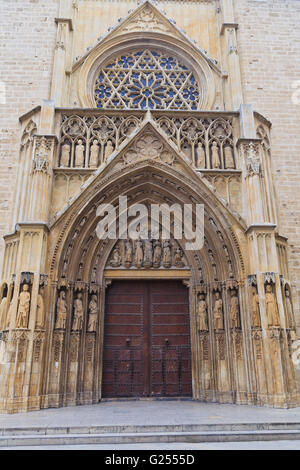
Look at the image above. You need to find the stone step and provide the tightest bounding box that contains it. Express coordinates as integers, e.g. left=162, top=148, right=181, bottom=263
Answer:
left=1, top=422, right=300, bottom=436
left=1, top=429, right=300, bottom=447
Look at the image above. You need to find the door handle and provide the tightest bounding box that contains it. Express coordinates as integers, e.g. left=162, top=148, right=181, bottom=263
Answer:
left=165, top=338, right=169, bottom=346
left=126, top=338, right=131, bottom=346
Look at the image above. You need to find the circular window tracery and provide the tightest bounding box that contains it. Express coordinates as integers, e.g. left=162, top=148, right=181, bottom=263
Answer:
left=94, top=49, right=200, bottom=110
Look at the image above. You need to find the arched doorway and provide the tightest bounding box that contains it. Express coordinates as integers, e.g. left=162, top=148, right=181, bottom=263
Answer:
left=102, top=279, right=192, bottom=398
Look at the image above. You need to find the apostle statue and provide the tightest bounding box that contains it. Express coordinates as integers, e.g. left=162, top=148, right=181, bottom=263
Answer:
left=89, top=140, right=99, bottom=168
left=135, top=239, right=143, bottom=267
left=174, top=247, right=184, bottom=267
left=104, top=140, right=114, bottom=161
left=213, top=292, right=223, bottom=330
left=88, top=295, right=98, bottom=332
left=153, top=240, right=162, bottom=267
left=75, top=139, right=85, bottom=168
left=16, top=284, right=31, bottom=329
left=251, top=287, right=261, bottom=327
left=265, top=284, right=280, bottom=327
left=285, top=289, right=294, bottom=328
left=196, top=143, right=205, bottom=169
left=35, top=287, right=45, bottom=329
left=111, top=247, right=121, bottom=267
left=60, top=142, right=71, bottom=167
left=0, top=295, right=7, bottom=331
left=197, top=294, right=208, bottom=331
left=211, top=141, right=221, bottom=169
left=230, top=289, right=240, bottom=329
left=72, top=293, right=84, bottom=331
left=125, top=239, right=133, bottom=266
left=162, top=240, right=172, bottom=267
left=224, top=145, right=235, bottom=169
left=55, top=290, right=67, bottom=330
left=144, top=239, right=153, bottom=267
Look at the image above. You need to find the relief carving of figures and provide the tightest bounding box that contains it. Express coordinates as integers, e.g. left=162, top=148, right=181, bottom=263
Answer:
left=35, top=288, right=45, bottom=329
left=265, top=284, right=280, bottom=327
left=153, top=240, right=162, bottom=268
left=213, top=292, right=223, bottom=330
left=197, top=294, right=208, bottom=331
left=16, top=284, right=31, bottom=329
left=251, top=287, right=261, bottom=327
left=135, top=239, right=144, bottom=268
left=72, top=293, right=84, bottom=331
left=224, top=145, right=235, bottom=169
left=89, top=140, right=99, bottom=168
left=75, top=139, right=85, bottom=168
left=0, top=295, right=7, bottom=330
left=60, top=142, right=71, bottom=167
left=211, top=142, right=221, bottom=169
left=230, top=289, right=240, bottom=329
left=162, top=240, right=172, bottom=268
left=87, top=295, right=98, bottom=332
left=55, top=291, right=67, bottom=330
left=144, top=239, right=153, bottom=268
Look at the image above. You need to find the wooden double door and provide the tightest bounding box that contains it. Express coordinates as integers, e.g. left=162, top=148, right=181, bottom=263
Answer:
left=102, top=280, right=192, bottom=398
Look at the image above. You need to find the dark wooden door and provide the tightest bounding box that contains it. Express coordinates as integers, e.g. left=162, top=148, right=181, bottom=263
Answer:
left=102, top=280, right=192, bottom=398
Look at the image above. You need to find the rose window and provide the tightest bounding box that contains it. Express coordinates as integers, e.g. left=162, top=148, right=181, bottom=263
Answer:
left=94, top=49, right=200, bottom=110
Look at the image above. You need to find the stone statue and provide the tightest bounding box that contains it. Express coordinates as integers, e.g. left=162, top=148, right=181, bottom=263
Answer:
left=196, top=143, right=205, bottom=168
left=135, top=239, right=144, bottom=267
left=144, top=239, right=153, bottom=267
left=16, top=284, right=31, bottom=329
left=125, top=239, right=133, bottom=266
left=285, top=289, right=294, bottom=328
left=55, top=290, right=67, bottom=329
left=265, top=284, right=280, bottom=327
left=153, top=240, right=162, bottom=267
left=162, top=240, right=172, bottom=267
left=174, top=247, right=184, bottom=267
left=111, top=247, right=121, bottom=267
left=211, top=141, right=221, bottom=169
left=89, top=140, right=99, bottom=168
left=87, top=295, right=98, bottom=332
left=213, top=292, right=223, bottom=330
left=104, top=140, right=114, bottom=160
left=61, top=142, right=71, bottom=167
left=72, top=293, right=84, bottom=331
left=77, top=262, right=83, bottom=281
left=91, top=267, right=97, bottom=283
left=35, top=288, right=45, bottom=329
left=197, top=294, right=208, bottom=331
left=251, top=287, right=261, bottom=327
left=6, top=299, right=13, bottom=329
left=230, top=289, right=240, bottom=329
left=75, top=139, right=85, bottom=167
left=0, top=295, right=7, bottom=330
left=224, top=145, right=235, bottom=169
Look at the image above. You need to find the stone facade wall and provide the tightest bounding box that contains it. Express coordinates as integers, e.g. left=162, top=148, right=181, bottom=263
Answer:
left=0, top=0, right=59, bottom=268
left=234, top=0, right=300, bottom=328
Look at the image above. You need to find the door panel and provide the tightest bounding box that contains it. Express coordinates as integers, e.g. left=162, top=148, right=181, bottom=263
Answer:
left=102, top=280, right=192, bottom=398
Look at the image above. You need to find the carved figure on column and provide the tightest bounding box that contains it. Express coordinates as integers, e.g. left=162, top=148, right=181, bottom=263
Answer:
left=75, top=139, right=85, bottom=167
left=285, top=289, right=294, bottom=328
left=55, top=291, right=67, bottom=329
left=224, top=145, right=235, bottom=169
left=265, top=284, right=280, bottom=327
left=230, top=289, right=240, bottom=329
left=211, top=141, right=221, bottom=169
left=153, top=240, right=162, bottom=267
left=135, top=239, right=144, bottom=268
left=87, top=295, right=98, bottom=332
left=72, top=293, right=84, bottom=331
left=16, top=284, right=31, bottom=329
left=213, top=292, right=223, bottom=330
left=89, top=140, right=99, bottom=168
left=125, top=239, right=133, bottom=267
left=60, top=142, right=71, bottom=167
left=162, top=240, right=172, bottom=267
left=197, top=293, right=208, bottom=331
left=0, top=295, right=7, bottom=330
left=144, top=239, right=153, bottom=268
left=251, top=287, right=261, bottom=327
left=35, top=288, right=45, bottom=329
left=196, top=143, right=205, bottom=168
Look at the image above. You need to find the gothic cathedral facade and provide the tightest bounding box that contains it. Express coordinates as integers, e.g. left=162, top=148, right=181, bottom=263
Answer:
left=0, top=0, right=299, bottom=413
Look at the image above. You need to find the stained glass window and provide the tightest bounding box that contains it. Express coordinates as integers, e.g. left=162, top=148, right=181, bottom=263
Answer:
left=94, top=49, right=200, bottom=110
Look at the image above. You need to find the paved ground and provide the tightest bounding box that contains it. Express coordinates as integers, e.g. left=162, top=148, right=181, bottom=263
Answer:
left=1, top=399, right=300, bottom=428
